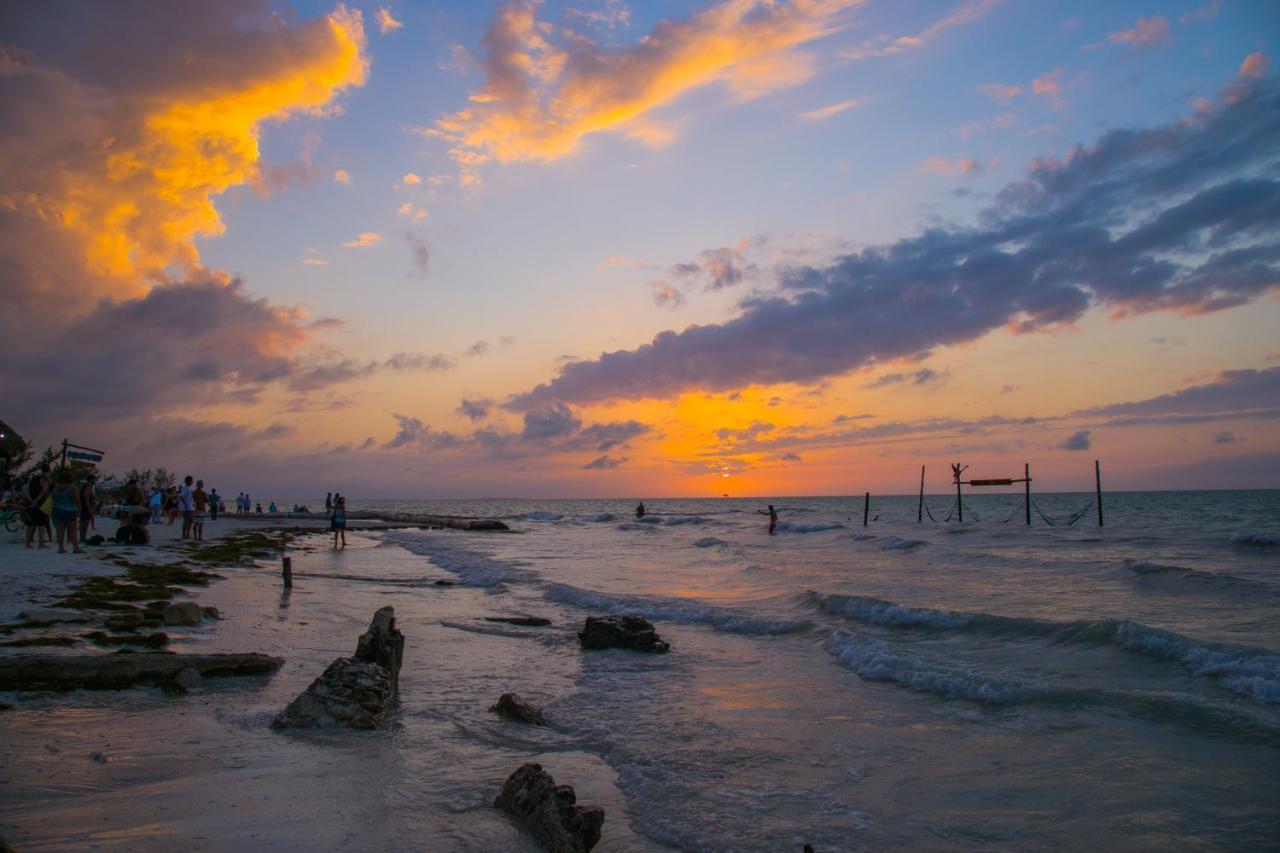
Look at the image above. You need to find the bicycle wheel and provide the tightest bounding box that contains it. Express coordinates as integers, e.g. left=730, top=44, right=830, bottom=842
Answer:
left=3, top=511, right=20, bottom=533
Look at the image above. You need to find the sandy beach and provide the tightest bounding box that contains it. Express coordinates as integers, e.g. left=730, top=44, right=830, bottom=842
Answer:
left=0, top=514, right=653, bottom=852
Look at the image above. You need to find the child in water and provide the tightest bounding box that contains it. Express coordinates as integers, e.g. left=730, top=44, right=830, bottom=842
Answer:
left=758, top=504, right=777, bottom=534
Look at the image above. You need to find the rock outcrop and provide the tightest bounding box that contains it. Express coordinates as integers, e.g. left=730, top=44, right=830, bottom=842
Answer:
left=484, top=615, right=552, bottom=627
left=578, top=615, right=670, bottom=653
left=490, top=692, right=546, bottom=725
left=494, top=763, right=604, bottom=853
left=162, top=602, right=206, bottom=626
left=0, top=653, right=282, bottom=691
left=272, top=606, right=404, bottom=730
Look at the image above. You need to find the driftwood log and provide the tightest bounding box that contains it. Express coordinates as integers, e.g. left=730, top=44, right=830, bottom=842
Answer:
left=0, top=653, right=282, bottom=691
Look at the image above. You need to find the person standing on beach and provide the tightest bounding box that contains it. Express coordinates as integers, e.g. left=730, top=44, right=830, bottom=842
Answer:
left=331, top=495, right=347, bottom=549
left=757, top=504, right=778, bottom=535
left=22, top=470, right=50, bottom=549
left=149, top=486, right=162, bottom=523
left=78, top=475, right=96, bottom=542
left=178, top=475, right=195, bottom=539
left=192, top=479, right=208, bottom=541
left=49, top=469, right=84, bottom=554
left=325, top=492, right=332, bottom=515
left=209, top=488, right=219, bottom=522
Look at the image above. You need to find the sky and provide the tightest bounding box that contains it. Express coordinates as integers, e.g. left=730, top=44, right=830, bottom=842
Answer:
left=1, top=0, right=1278, bottom=498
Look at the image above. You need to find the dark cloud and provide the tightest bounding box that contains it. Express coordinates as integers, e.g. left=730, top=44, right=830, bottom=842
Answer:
left=780, top=452, right=802, bottom=462
left=573, top=420, right=651, bottom=451
left=464, top=341, right=490, bottom=358
left=457, top=398, right=493, bottom=421
left=1079, top=367, right=1280, bottom=418
left=289, top=351, right=454, bottom=391
left=669, top=240, right=761, bottom=291
left=716, top=421, right=775, bottom=442
left=509, top=69, right=1280, bottom=409
left=383, top=414, right=463, bottom=450
left=1214, top=431, right=1237, bottom=444
left=521, top=404, right=583, bottom=441
left=864, top=367, right=949, bottom=388
left=406, top=231, right=430, bottom=276
left=1058, top=429, right=1092, bottom=451
left=582, top=454, right=627, bottom=470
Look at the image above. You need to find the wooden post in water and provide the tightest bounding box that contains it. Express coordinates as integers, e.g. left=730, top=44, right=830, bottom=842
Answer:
left=282, top=555, right=293, bottom=588
left=1095, top=459, right=1104, bottom=527
left=917, top=466, right=925, bottom=523
left=1024, top=462, right=1031, bottom=525
left=956, top=473, right=963, bottom=523
left=863, top=492, right=870, bottom=527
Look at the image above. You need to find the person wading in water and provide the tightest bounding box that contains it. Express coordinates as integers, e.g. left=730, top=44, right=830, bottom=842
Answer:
left=758, top=504, right=777, bottom=535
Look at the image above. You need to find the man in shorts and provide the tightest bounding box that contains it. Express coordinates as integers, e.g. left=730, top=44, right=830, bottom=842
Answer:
left=192, top=479, right=208, bottom=541
left=178, top=475, right=195, bottom=539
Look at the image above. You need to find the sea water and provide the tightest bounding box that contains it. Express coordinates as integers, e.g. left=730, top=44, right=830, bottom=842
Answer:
left=1, top=491, right=1277, bottom=850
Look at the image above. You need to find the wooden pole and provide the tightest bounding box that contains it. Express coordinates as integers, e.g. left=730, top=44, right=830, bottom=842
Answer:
left=863, top=492, right=870, bottom=527
left=956, top=470, right=963, bottom=523
left=1024, top=462, right=1031, bottom=525
left=1095, top=459, right=1104, bottom=527
left=282, top=555, right=293, bottom=588
left=918, top=465, right=925, bottom=522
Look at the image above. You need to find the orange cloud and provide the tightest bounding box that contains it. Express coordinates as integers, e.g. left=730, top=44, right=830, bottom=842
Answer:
left=426, top=0, right=858, bottom=184
left=343, top=231, right=383, bottom=248
left=0, top=4, right=368, bottom=310
left=376, top=7, right=404, bottom=34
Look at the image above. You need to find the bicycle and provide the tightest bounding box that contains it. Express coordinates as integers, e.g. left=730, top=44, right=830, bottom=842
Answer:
left=1, top=504, right=22, bottom=533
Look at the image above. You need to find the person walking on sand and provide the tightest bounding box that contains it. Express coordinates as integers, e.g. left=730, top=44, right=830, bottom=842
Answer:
left=192, top=479, right=208, bottom=541
left=149, top=486, right=163, bottom=523
left=757, top=504, right=778, bottom=535
left=23, top=469, right=50, bottom=549
left=50, top=469, right=84, bottom=554
left=78, top=474, right=96, bottom=543
left=178, top=475, right=195, bottom=539
left=330, top=495, right=347, bottom=549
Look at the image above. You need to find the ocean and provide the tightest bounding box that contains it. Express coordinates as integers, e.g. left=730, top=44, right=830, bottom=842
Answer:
left=2, top=490, right=1277, bottom=850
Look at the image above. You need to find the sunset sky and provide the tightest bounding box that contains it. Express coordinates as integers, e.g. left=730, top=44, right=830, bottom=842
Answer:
left=2, top=0, right=1277, bottom=498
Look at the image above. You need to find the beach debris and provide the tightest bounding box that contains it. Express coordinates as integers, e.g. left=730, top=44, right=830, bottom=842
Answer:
left=490, top=692, right=546, bottom=725
left=18, top=607, right=86, bottom=625
left=578, top=615, right=670, bottom=653
left=0, top=653, right=282, bottom=691
left=162, top=602, right=206, bottom=626
left=272, top=606, right=404, bottom=730
left=484, top=615, right=552, bottom=627
left=433, top=579, right=455, bottom=586
left=494, top=762, right=604, bottom=853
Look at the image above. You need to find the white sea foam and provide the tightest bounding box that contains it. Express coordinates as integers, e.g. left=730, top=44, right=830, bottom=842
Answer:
left=661, top=515, right=714, bottom=526
left=816, top=593, right=971, bottom=629
left=880, top=536, right=928, bottom=551
left=824, top=630, right=1036, bottom=704
left=583, top=512, right=617, bottom=523
left=1231, top=531, right=1279, bottom=546
left=544, top=583, right=809, bottom=636
left=383, top=530, right=534, bottom=587
left=524, top=511, right=564, bottom=521
left=1111, top=622, right=1280, bottom=704
left=774, top=521, right=843, bottom=533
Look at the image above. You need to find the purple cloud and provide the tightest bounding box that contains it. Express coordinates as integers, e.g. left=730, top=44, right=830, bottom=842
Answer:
left=509, top=71, right=1280, bottom=410
left=582, top=454, right=627, bottom=470
left=1058, top=429, right=1092, bottom=451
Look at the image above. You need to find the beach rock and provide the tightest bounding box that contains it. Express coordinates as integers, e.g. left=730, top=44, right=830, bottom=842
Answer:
left=354, top=606, right=404, bottom=696
left=484, top=615, right=552, bottom=627
left=0, top=653, right=281, bottom=691
left=271, top=658, right=393, bottom=729
left=162, top=602, right=205, bottom=626
left=174, top=667, right=203, bottom=690
left=494, top=763, right=604, bottom=853
left=273, top=607, right=405, bottom=730
left=18, top=607, right=85, bottom=625
left=578, top=615, right=670, bottom=653
left=490, top=692, right=546, bottom=725
left=202, top=606, right=221, bottom=620
left=433, top=579, right=455, bottom=586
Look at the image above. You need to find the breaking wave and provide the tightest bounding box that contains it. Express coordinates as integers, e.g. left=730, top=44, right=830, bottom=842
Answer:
left=775, top=521, right=843, bottom=533
left=692, top=537, right=730, bottom=548
left=1231, top=531, right=1279, bottom=547
left=545, top=583, right=810, bottom=636
left=384, top=530, right=535, bottom=587
left=880, top=536, right=928, bottom=551
left=524, top=511, right=564, bottom=521
left=807, top=592, right=1280, bottom=704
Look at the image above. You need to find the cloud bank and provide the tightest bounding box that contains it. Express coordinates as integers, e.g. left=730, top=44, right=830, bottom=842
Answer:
left=510, top=64, right=1280, bottom=410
